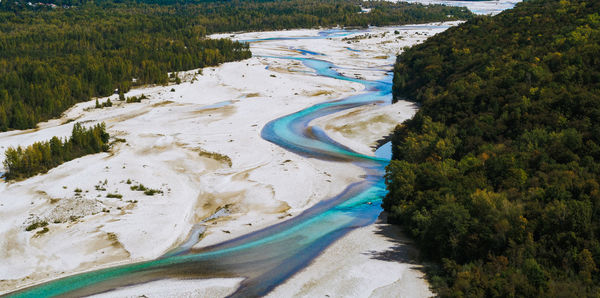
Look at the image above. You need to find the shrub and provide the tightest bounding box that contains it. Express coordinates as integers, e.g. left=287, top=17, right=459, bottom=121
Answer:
left=25, top=221, right=48, bottom=232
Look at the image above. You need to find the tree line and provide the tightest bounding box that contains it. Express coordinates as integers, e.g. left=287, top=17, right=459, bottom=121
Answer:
left=0, top=0, right=471, bottom=131
left=0, top=3, right=251, bottom=131
left=385, top=0, right=600, bottom=296
left=3, top=123, right=110, bottom=180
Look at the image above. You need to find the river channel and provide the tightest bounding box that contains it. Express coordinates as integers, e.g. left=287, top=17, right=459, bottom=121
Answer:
left=8, top=30, right=401, bottom=298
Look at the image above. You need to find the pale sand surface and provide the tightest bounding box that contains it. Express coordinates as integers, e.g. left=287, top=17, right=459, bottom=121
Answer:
left=89, top=278, right=244, bottom=298
left=267, top=214, right=433, bottom=298
left=0, top=23, right=455, bottom=295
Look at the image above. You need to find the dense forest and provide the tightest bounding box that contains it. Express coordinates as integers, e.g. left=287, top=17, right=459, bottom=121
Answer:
left=0, top=2, right=250, bottom=131
left=0, top=0, right=471, bottom=132
left=3, top=123, right=109, bottom=180
left=385, top=0, right=600, bottom=296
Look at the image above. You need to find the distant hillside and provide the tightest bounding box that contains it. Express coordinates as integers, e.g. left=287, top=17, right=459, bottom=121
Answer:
left=385, top=0, right=600, bottom=296
left=0, top=0, right=472, bottom=131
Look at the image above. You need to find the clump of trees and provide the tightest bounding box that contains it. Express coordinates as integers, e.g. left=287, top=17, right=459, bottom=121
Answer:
left=125, top=95, right=146, bottom=103
left=0, top=0, right=471, bottom=131
left=3, top=123, right=109, bottom=180
left=95, top=99, right=112, bottom=109
left=385, top=0, right=600, bottom=296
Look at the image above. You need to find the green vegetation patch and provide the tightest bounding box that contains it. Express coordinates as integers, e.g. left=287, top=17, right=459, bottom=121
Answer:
left=25, top=221, right=48, bottom=232
left=385, top=0, right=600, bottom=296
left=197, top=149, right=233, bottom=167
left=3, top=123, right=110, bottom=180
left=125, top=94, right=147, bottom=103
left=95, top=99, right=113, bottom=109
left=130, top=183, right=163, bottom=196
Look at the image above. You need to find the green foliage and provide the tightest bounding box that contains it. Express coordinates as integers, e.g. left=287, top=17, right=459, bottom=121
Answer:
left=130, top=183, right=163, bottom=196
left=0, top=3, right=251, bottom=131
left=170, top=72, right=182, bottom=84
left=95, top=98, right=112, bottom=109
left=0, top=0, right=471, bottom=131
left=3, top=123, right=110, bottom=180
left=143, top=188, right=162, bottom=196
left=197, top=149, right=233, bottom=167
left=130, top=184, right=147, bottom=192
left=385, top=0, right=600, bottom=295
left=25, top=221, right=48, bottom=231
left=125, top=96, right=142, bottom=103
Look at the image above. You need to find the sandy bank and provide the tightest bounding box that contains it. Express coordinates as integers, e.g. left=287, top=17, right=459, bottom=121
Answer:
left=267, top=214, right=433, bottom=298
left=0, top=22, right=456, bottom=295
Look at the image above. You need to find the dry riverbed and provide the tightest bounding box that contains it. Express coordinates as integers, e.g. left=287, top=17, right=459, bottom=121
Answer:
left=0, top=22, right=459, bottom=296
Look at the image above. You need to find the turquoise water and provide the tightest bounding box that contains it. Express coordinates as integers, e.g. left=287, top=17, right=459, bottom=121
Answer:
left=291, top=48, right=325, bottom=56
left=261, top=57, right=391, bottom=163
left=6, top=36, right=395, bottom=298
left=198, top=100, right=233, bottom=110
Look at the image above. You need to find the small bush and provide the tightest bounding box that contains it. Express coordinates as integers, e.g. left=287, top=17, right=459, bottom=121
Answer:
left=130, top=184, right=147, bottom=191
left=130, top=183, right=162, bottom=196
left=197, top=149, right=232, bottom=167
left=126, top=96, right=142, bottom=103
left=26, top=221, right=48, bottom=231
left=143, top=189, right=163, bottom=196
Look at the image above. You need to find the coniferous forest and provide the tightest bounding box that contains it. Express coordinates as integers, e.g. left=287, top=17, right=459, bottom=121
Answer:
left=385, top=0, right=600, bottom=296
left=0, top=0, right=471, bottom=131
left=3, top=123, right=109, bottom=180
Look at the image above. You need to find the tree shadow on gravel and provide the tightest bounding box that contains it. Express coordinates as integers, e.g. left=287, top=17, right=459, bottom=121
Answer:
left=361, top=212, right=424, bottom=270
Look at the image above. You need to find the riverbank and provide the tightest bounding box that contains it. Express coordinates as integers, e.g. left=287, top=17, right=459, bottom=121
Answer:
left=0, top=23, right=456, bottom=295
left=267, top=213, right=432, bottom=297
